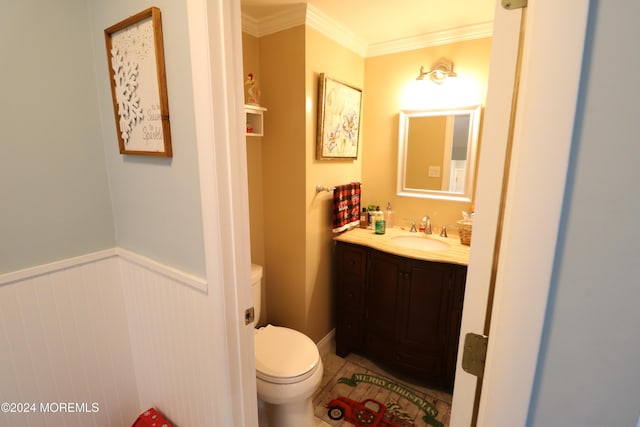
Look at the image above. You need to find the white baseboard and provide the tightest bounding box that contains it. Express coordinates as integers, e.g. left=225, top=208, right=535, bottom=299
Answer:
left=316, top=328, right=335, bottom=357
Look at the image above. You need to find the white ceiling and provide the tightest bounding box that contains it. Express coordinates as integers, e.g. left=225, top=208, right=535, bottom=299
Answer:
left=241, top=0, right=496, bottom=48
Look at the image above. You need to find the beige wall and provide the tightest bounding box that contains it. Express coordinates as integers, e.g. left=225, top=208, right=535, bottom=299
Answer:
left=242, top=33, right=265, bottom=267
left=242, top=30, right=491, bottom=342
left=304, top=28, right=364, bottom=341
left=363, top=38, right=492, bottom=231
left=257, top=26, right=308, bottom=329
left=242, top=33, right=268, bottom=324
left=242, top=26, right=363, bottom=342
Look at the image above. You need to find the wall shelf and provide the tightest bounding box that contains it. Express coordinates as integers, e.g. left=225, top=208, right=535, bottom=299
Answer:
left=245, top=104, right=267, bottom=137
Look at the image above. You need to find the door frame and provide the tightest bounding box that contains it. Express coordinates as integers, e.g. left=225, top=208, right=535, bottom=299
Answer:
left=452, top=0, right=590, bottom=426
left=188, top=0, right=259, bottom=425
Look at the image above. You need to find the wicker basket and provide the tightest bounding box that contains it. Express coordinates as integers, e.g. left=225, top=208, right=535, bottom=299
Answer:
left=457, top=220, right=473, bottom=246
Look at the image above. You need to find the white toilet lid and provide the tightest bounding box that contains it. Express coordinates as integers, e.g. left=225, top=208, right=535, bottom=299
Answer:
left=255, top=325, right=319, bottom=384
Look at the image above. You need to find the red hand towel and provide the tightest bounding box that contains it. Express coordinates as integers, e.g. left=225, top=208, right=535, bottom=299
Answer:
left=332, top=182, right=361, bottom=233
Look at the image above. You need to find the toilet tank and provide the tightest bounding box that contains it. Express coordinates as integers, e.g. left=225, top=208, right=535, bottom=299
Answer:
left=251, top=264, right=263, bottom=324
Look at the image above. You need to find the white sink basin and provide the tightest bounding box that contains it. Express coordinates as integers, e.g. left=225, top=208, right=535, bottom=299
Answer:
left=389, top=235, right=450, bottom=251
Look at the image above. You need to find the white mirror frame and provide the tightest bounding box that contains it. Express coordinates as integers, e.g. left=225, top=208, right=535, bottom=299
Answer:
left=397, top=105, right=481, bottom=202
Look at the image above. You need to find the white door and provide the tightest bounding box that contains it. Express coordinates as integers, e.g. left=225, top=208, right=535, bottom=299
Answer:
left=449, top=3, right=524, bottom=424
left=451, top=1, right=590, bottom=426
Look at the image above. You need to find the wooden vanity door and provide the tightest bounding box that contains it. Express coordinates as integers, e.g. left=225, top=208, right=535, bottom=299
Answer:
left=363, top=250, right=466, bottom=391
left=364, top=250, right=404, bottom=367
left=396, top=260, right=456, bottom=388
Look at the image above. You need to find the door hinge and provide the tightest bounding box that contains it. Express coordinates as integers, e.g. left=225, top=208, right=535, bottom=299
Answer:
left=461, top=333, right=488, bottom=378
left=502, top=0, right=527, bottom=10
left=244, top=307, right=255, bottom=325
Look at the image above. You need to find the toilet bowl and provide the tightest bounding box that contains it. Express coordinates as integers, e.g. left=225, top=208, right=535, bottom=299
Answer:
left=255, top=325, right=323, bottom=426
left=251, top=264, right=323, bottom=427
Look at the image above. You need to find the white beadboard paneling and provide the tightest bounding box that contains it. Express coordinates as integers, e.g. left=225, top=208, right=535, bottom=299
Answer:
left=0, top=255, right=139, bottom=427
left=0, top=248, right=230, bottom=426
left=116, top=247, right=207, bottom=292
left=118, top=258, right=222, bottom=426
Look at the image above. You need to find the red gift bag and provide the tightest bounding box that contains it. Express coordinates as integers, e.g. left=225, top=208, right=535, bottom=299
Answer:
left=132, top=408, right=174, bottom=427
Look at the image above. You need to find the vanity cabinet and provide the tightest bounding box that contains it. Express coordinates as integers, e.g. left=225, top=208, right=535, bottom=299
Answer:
left=334, top=241, right=467, bottom=391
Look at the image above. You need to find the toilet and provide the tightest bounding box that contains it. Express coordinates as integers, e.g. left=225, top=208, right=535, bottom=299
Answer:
left=251, top=264, right=323, bottom=427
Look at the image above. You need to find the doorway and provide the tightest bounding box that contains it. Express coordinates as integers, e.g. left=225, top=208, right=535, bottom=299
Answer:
left=229, top=0, right=591, bottom=425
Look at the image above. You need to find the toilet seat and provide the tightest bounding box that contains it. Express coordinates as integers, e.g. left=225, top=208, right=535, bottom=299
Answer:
left=255, top=325, right=320, bottom=385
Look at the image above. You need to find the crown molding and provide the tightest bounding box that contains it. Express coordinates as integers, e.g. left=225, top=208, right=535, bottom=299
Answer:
left=241, top=9, right=493, bottom=58
left=366, top=21, right=494, bottom=57
left=305, top=4, right=368, bottom=57
left=241, top=12, right=260, bottom=37
left=241, top=3, right=307, bottom=38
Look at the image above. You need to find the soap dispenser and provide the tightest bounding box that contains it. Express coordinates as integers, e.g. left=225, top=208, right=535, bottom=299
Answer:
left=386, top=202, right=394, bottom=228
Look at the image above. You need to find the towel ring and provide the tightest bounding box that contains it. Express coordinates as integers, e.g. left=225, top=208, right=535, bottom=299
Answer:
left=315, top=183, right=363, bottom=193
left=315, top=185, right=335, bottom=193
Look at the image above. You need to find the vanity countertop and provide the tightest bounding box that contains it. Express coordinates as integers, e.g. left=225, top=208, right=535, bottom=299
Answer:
left=334, top=226, right=470, bottom=266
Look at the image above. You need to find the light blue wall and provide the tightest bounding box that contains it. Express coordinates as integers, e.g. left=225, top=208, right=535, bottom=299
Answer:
left=529, top=1, right=640, bottom=425
left=1, top=0, right=207, bottom=278
left=0, top=0, right=115, bottom=273
left=88, top=0, right=206, bottom=278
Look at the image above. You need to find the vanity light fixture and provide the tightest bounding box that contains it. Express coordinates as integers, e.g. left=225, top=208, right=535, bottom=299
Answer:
left=416, top=59, right=458, bottom=84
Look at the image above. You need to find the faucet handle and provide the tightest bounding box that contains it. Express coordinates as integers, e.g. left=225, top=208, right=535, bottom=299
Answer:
left=409, top=221, right=417, bottom=232
left=440, top=225, right=448, bottom=238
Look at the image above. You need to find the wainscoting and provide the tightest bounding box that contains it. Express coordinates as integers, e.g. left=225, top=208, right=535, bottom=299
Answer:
left=118, top=250, right=227, bottom=426
left=0, top=249, right=224, bottom=426
left=0, top=251, right=138, bottom=427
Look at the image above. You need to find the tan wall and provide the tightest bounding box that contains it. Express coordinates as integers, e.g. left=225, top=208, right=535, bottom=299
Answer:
left=304, top=28, right=364, bottom=342
left=242, top=27, right=363, bottom=341
left=242, top=33, right=267, bottom=323
left=242, top=32, right=264, bottom=265
left=362, top=38, right=492, bottom=231
left=258, top=26, right=307, bottom=329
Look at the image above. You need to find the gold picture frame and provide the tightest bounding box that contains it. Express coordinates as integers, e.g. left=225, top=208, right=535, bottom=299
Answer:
left=104, top=7, right=172, bottom=157
left=316, top=73, right=362, bottom=160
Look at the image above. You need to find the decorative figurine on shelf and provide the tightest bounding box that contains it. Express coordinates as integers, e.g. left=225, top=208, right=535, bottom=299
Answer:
left=244, top=72, right=261, bottom=105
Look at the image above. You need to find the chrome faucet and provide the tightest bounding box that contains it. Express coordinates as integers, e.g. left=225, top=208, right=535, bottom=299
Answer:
left=422, top=215, right=432, bottom=235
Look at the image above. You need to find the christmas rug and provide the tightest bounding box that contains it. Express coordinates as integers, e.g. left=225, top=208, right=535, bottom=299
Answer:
left=313, top=359, right=451, bottom=427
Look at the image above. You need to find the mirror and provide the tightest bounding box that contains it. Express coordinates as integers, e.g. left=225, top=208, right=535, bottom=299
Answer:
left=397, top=105, right=481, bottom=202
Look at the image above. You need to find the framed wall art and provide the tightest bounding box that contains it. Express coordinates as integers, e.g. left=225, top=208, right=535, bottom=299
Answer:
left=104, top=7, right=172, bottom=157
left=316, top=73, right=362, bottom=160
